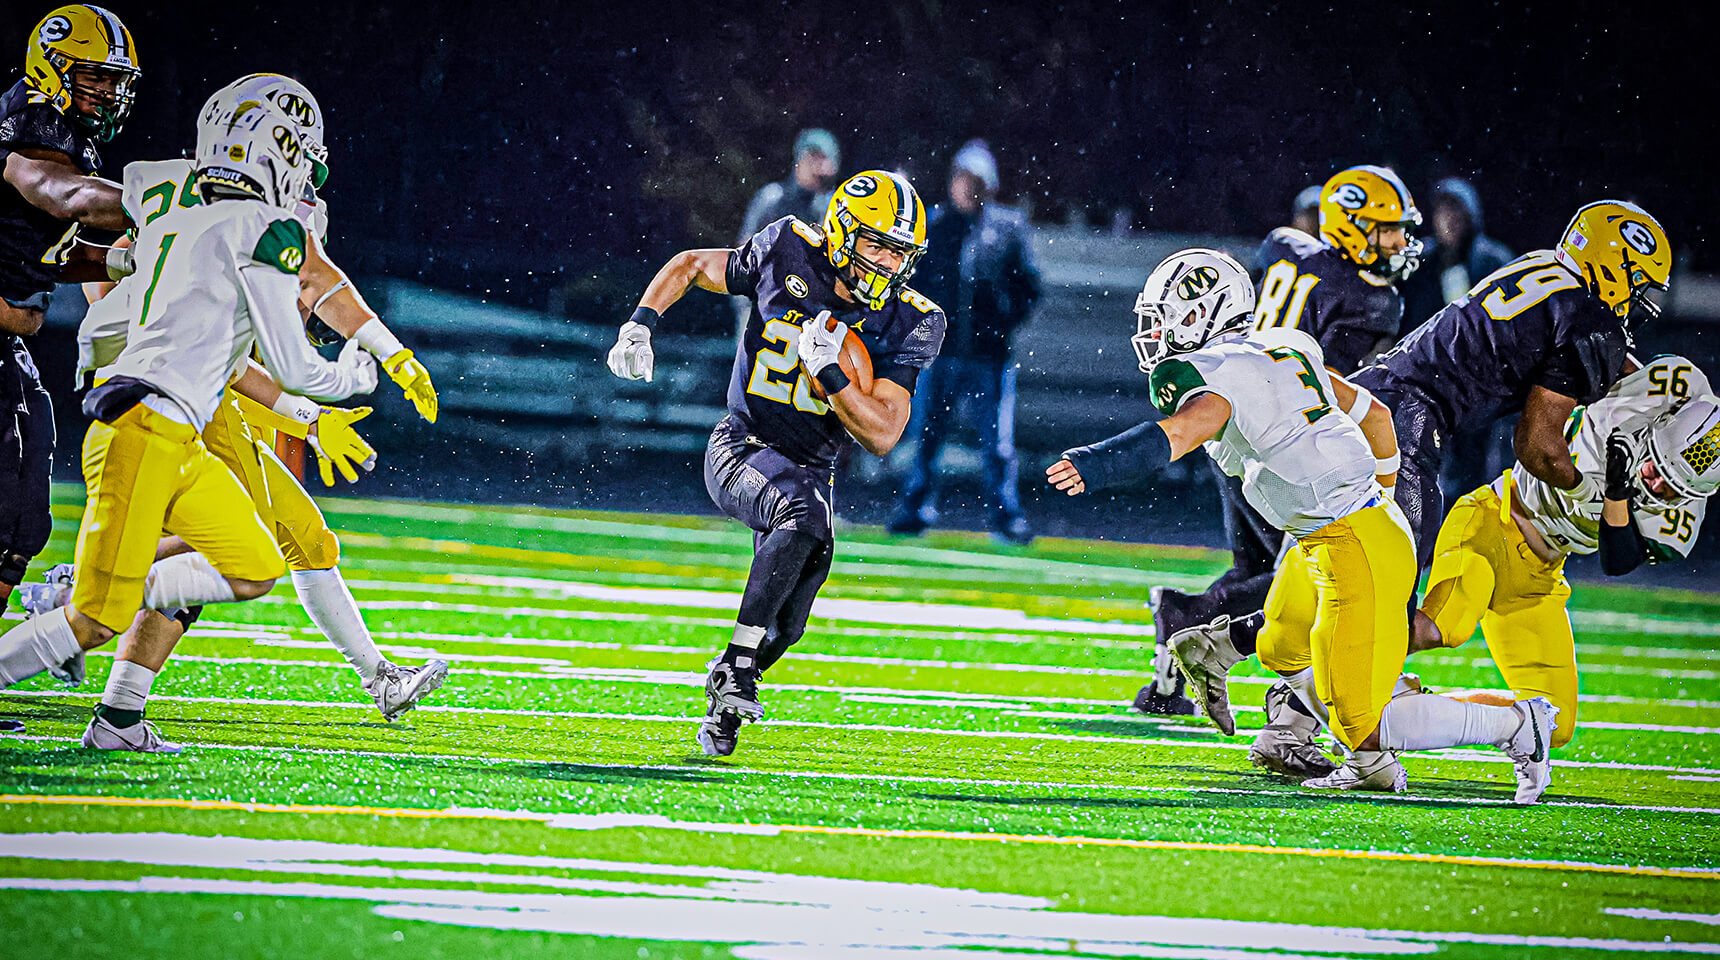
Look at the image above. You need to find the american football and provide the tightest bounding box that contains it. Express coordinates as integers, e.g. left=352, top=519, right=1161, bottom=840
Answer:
left=806, top=312, right=873, bottom=400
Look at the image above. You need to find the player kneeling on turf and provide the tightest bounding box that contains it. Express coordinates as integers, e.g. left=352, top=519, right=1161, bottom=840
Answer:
left=1049, top=248, right=1558, bottom=803
left=0, top=98, right=375, bottom=750
left=609, top=171, right=945, bottom=757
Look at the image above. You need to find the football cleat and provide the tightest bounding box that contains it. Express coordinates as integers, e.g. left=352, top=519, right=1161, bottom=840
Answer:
left=1249, top=681, right=1337, bottom=779
left=365, top=659, right=449, bottom=721
left=1166, top=614, right=1247, bottom=735
left=1136, top=586, right=1195, bottom=716
left=82, top=713, right=182, bottom=754
left=1303, top=750, right=1407, bottom=793
left=1502, top=696, right=1560, bottom=805
left=704, top=656, right=765, bottom=721
left=696, top=706, right=743, bottom=757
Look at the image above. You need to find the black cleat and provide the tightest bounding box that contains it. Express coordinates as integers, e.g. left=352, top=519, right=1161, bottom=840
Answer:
left=696, top=707, right=743, bottom=757
left=705, top=656, right=764, bottom=720
left=1134, top=681, right=1197, bottom=716
left=1138, top=586, right=1197, bottom=716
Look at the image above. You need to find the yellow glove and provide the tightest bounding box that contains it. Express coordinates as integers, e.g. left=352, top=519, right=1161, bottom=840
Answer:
left=307, top=406, right=378, bottom=486
left=382, top=348, right=438, bottom=423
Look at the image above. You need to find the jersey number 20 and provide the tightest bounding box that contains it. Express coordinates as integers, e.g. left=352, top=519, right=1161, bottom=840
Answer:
left=746, top=319, right=831, bottom=415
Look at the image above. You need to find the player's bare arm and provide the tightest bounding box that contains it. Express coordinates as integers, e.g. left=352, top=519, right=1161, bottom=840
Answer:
left=1517, top=384, right=1582, bottom=490
left=2, top=150, right=126, bottom=230
left=300, top=233, right=440, bottom=422
left=1049, top=393, right=1232, bottom=495
left=641, top=247, right=734, bottom=311
left=1329, top=373, right=1400, bottom=488
left=828, top=374, right=913, bottom=457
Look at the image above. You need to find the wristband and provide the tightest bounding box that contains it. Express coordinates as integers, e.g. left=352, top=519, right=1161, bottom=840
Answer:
left=1375, top=450, right=1400, bottom=475
left=353, top=317, right=406, bottom=358
left=1345, top=385, right=1374, bottom=424
left=815, top=365, right=851, bottom=397
left=630, top=306, right=662, bottom=330
left=271, top=391, right=320, bottom=427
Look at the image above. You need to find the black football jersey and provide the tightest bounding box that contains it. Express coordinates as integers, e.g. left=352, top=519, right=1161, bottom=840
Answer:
left=1251, top=227, right=1404, bottom=375
left=724, top=216, right=946, bottom=469
left=1359, top=251, right=1630, bottom=433
left=0, top=81, right=102, bottom=305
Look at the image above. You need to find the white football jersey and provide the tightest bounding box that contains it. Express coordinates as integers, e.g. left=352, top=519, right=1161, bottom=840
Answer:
left=102, top=197, right=363, bottom=430
left=1149, top=327, right=1380, bottom=537
left=1509, top=355, right=1709, bottom=559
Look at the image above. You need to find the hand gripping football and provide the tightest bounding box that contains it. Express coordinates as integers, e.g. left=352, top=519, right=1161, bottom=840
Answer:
left=806, top=314, right=874, bottom=401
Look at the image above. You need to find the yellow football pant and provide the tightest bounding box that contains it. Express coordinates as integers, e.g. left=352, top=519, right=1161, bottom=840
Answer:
left=1257, top=500, right=1418, bottom=750
left=1421, top=485, right=1577, bottom=748
left=72, top=404, right=285, bottom=632
left=201, top=390, right=342, bottom=571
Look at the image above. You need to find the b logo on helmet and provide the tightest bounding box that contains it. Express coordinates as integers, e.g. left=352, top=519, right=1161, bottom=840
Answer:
left=39, top=16, right=72, bottom=43
left=844, top=175, right=879, bottom=198
left=1178, top=266, right=1221, bottom=301
left=1330, top=183, right=1368, bottom=210
left=1620, top=220, right=1658, bottom=256
left=272, top=126, right=303, bottom=167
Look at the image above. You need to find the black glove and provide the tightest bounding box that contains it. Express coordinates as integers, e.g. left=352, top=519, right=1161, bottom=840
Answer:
left=1604, top=430, right=1635, bottom=503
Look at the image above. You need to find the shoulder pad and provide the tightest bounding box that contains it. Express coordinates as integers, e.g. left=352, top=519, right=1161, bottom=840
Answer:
left=251, top=217, right=307, bottom=274
left=0, top=102, right=96, bottom=172
left=1149, top=357, right=1208, bottom=416
left=898, top=286, right=940, bottom=315
left=787, top=217, right=824, bottom=246
left=1262, top=226, right=1325, bottom=260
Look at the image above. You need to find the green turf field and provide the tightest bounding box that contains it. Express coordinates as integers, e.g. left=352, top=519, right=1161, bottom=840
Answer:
left=3, top=486, right=1719, bottom=958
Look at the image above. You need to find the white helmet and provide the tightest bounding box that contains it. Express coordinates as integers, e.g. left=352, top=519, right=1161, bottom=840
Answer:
left=194, top=95, right=314, bottom=213
left=1643, top=394, right=1720, bottom=502
left=1132, top=248, right=1256, bottom=372
left=213, top=73, right=327, bottom=189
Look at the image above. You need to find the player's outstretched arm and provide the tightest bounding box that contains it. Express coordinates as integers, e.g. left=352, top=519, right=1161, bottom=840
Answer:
left=230, top=359, right=378, bottom=487
left=300, top=234, right=439, bottom=423
left=2, top=151, right=127, bottom=231
left=1329, top=374, right=1400, bottom=491
left=1518, top=385, right=1587, bottom=493
left=1049, top=394, right=1232, bottom=494
left=609, top=248, right=734, bottom=382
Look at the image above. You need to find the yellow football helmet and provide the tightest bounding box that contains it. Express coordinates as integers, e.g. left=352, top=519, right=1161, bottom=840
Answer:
left=1318, top=165, right=1422, bottom=280
left=23, top=4, right=140, bottom=143
left=822, top=170, right=928, bottom=310
left=1554, top=200, right=1671, bottom=330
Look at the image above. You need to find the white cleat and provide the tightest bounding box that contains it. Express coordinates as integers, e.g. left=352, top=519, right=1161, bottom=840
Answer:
left=1303, top=749, right=1407, bottom=793
left=366, top=659, right=450, bottom=721
left=82, top=714, right=183, bottom=753
left=1166, top=615, right=1246, bottom=735
left=17, top=562, right=74, bottom=618
left=1503, top=696, right=1559, bottom=805
left=1248, top=681, right=1337, bottom=779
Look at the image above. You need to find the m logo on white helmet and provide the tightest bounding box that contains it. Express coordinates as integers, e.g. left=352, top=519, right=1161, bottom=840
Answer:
left=272, top=126, right=303, bottom=167
left=1330, top=183, right=1369, bottom=210
left=1619, top=220, right=1658, bottom=257
left=273, top=92, right=318, bottom=128
left=1178, top=265, right=1221, bottom=301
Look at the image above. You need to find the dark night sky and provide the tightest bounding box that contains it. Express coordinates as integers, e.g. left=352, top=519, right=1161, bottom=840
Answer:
left=6, top=1, right=1715, bottom=308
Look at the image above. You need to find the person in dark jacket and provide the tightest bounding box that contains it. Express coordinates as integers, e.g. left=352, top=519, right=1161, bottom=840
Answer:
left=1401, top=177, right=1517, bottom=503
left=736, top=128, right=840, bottom=244
left=888, top=140, right=1042, bottom=543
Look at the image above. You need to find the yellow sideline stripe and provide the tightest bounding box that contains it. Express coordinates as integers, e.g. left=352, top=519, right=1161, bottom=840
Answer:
left=3, top=794, right=1715, bottom=881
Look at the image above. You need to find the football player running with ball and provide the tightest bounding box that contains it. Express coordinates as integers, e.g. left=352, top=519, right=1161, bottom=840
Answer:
left=0, top=98, right=376, bottom=720
left=609, top=171, right=945, bottom=756
left=1049, top=249, right=1559, bottom=800
left=1140, top=165, right=1422, bottom=721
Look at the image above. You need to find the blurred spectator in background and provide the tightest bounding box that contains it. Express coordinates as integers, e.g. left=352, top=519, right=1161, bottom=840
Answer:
left=736, top=128, right=841, bottom=242
left=733, top=128, right=841, bottom=332
left=1290, top=184, right=1322, bottom=236
left=1400, top=177, right=1516, bottom=504
left=888, top=140, right=1041, bottom=544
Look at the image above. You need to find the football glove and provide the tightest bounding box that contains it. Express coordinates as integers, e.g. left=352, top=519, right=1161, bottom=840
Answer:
left=307, top=405, right=378, bottom=486
left=797, top=310, right=845, bottom=376
left=334, top=338, right=380, bottom=396
left=382, top=348, right=439, bottom=423
left=1604, top=430, right=1636, bottom=502
left=607, top=320, right=654, bottom=382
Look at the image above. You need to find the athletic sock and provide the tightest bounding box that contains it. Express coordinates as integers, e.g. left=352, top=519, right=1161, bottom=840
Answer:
left=141, top=554, right=237, bottom=612
left=1282, top=667, right=1330, bottom=726
left=1229, top=611, right=1265, bottom=656
left=99, top=659, right=158, bottom=726
left=722, top=623, right=766, bottom=670
left=0, top=608, right=82, bottom=689
left=291, top=568, right=383, bottom=683
left=1378, top=691, right=1522, bottom=751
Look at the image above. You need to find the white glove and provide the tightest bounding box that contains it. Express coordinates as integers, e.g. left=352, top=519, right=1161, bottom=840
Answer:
left=607, top=320, right=654, bottom=382
left=334, top=337, right=380, bottom=395
left=797, top=310, right=846, bottom=376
